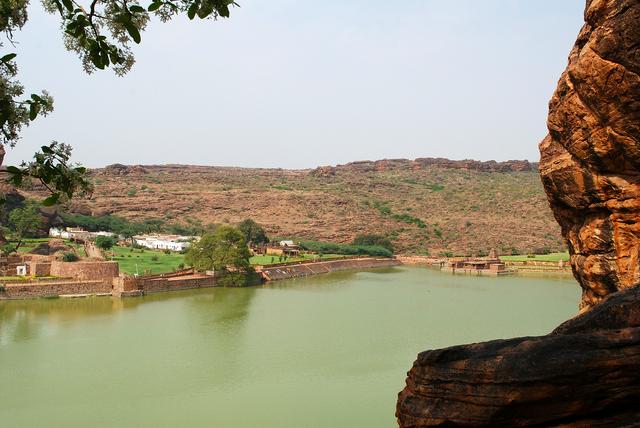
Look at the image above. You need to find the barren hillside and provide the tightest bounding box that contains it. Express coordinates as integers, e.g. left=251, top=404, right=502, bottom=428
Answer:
left=58, top=158, right=563, bottom=255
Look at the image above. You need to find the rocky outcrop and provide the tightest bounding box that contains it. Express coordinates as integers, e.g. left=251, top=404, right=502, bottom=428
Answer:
left=310, top=158, right=537, bottom=175
left=397, top=1, right=640, bottom=426
left=539, top=0, right=640, bottom=309
left=397, top=287, right=640, bottom=427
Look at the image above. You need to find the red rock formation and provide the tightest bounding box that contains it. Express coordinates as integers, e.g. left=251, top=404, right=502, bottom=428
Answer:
left=539, top=0, right=640, bottom=309
left=397, top=287, right=640, bottom=427
left=397, top=1, right=640, bottom=425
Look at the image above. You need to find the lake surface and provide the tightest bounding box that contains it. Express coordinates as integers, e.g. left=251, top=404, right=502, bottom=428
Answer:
left=0, top=266, right=580, bottom=428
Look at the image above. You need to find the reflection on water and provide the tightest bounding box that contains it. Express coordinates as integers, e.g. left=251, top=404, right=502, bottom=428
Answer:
left=0, top=267, right=579, bottom=428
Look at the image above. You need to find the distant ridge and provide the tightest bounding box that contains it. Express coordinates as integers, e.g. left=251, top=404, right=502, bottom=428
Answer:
left=98, top=157, right=538, bottom=176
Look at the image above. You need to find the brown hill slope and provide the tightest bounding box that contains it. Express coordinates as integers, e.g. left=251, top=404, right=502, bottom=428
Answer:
left=61, top=158, right=562, bottom=255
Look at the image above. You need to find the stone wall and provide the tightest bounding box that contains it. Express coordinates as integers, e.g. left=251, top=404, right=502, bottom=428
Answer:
left=260, top=258, right=400, bottom=281
left=29, top=262, right=52, bottom=276
left=112, top=273, right=216, bottom=297
left=0, top=280, right=110, bottom=299
left=50, top=260, right=119, bottom=284
left=138, top=276, right=216, bottom=294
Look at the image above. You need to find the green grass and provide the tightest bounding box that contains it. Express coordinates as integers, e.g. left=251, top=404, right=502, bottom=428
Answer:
left=501, top=252, right=569, bottom=262
left=15, top=238, right=86, bottom=257
left=249, top=253, right=344, bottom=265
left=109, top=246, right=185, bottom=275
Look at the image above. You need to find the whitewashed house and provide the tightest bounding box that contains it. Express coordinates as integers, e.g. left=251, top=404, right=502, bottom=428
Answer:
left=133, top=234, right=193, bottom=252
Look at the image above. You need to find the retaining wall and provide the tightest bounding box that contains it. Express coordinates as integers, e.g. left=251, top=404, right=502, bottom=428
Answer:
left=50, top=260, right=119, bottom=284
left=0, top=280, right=110, bottom=299
left=112, top=273, right=216, bottom=297
left=260, top=257, right=400, bottom=281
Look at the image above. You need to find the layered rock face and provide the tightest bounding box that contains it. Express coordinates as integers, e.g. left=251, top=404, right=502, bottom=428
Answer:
left=397, top=287, right=640, bottom=427
left=397, top=1, right=640, bottom=426
left=539, top=0, right=640, bottom=309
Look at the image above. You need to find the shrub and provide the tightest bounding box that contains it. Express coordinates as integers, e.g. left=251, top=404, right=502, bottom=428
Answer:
left=352, top=234, right=394, bottom=252
left=163, top=249, right=171, bottom=254
left=151, top=255, right=159, bottom=262
left=298, top=241, right=392, bottom=258
left=62, top=252, right=79, bottom=262
left=95, top=235, right=116, bottom=250
left=177, top=263, right=185, bottom=270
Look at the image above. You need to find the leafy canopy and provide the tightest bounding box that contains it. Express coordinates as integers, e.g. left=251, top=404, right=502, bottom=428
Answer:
left=95, top=235, right=116, bottom=250
left=352, top=234, right=394, bottom=252
left=237, top=218, right=268, bottom=245
left=185, top=225, right=250, bottom=273
left=8, top=201, right=44, bottom=239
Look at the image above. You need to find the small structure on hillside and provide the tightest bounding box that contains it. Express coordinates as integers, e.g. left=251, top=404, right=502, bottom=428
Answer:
left=49, top=227, right=115, bottom=241
left=264, top=241, right=301, bottom=257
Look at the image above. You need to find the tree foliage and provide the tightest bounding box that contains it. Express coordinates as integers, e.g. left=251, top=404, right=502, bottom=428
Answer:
left=352, top=234, right=394, bottom=252
left=95, top=235, right=116, bottom=250
left=7, top=201, right=44, bottom=250
left=237, top=218, right=268, bottom=245
left=298, top=240, right=393, bottom=258
left=185, top=225, right=250, bottom=272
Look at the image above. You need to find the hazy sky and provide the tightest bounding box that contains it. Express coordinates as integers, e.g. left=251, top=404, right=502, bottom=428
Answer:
left=8, top=0, right=585, bottom=169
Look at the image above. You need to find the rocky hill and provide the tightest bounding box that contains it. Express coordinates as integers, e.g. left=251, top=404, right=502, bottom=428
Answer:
left=41, top=157, right=562, bottom=256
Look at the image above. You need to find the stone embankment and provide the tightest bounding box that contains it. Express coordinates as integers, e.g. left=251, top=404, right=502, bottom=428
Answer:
left=113, top=270, right=216, bottom=297
left=258, top=257, right=400, bottom=281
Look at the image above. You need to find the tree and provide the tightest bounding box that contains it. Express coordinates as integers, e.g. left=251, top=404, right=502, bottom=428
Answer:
left=0, top=0, right=237, bottom=206
left=352, top=234, right=394, bottom=252
left=8, top=202, right=44, bottom=251
left=95, top=235, right=116, bottom=250
left=185, top=225, right=250, bottom=271
left=237, top=218, right=268, bottom=245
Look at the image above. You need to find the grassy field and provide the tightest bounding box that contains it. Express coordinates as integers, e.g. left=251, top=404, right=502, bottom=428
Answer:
left=501, top=252, right=570, bottom=263
left=15, top=238, right=86, bottom=257
left=108, top=246, right=185, bottom=275
left=109, top=247, right=350, bottom=275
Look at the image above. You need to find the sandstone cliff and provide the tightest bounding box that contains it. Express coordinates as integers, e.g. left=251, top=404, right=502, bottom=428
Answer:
left=540, top=0, right=640, bottom=309
left=397, top=1, right=640, bottom=425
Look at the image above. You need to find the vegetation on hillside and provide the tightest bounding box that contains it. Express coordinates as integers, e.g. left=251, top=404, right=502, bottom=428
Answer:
left=51, top=163, right=565, bottom=256
left=298, top=241, right=393, bottom=258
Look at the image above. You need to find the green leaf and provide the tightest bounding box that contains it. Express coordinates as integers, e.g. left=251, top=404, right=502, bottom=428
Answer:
left=187, top=1, right=199, bottom=19
left=148, top=2, right=162, bottom=11
left=42, top=194, right=61, bottom=207
left=124, top=22, right=141, bottom=43
left=129, top=5, right=146, bottom=12
left=0, top=53, right=16, bottom=63
left=6, top=166, right=21, bottom=174
left=41, top=146, right=54, bottom=154
left=218, top=4, right=230, bottom=17
left=197, top=1, right=214, bottom=18
left=31, top=94, right=44, bottom=103
left=62, top=0, right=73, bottom=11
left=29, top=103, right=39, bottom=120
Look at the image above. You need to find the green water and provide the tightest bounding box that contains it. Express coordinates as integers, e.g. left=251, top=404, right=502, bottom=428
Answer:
left=0, top=266, right=579, bottom=428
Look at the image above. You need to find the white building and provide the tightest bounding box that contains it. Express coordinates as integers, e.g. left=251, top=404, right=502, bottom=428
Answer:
left=133, top=234, right=193, bottom=252
left=49, top=227, right=115, bottom=240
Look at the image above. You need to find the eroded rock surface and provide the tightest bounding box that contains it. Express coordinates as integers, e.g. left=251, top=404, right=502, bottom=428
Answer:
left=397, top=287, right=640, bottom=427
left=539, top=0, right=640, bottom=309
left=397, top=1, right=640, bottom=426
